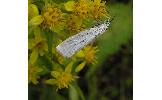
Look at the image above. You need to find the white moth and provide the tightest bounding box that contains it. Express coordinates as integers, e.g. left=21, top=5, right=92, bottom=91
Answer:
left=56, top=19, right=112, bottom=58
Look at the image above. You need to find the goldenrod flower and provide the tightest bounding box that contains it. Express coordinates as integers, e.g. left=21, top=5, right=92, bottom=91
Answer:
left=76, top=45, right=98, bottom=64
left=42, top=4, right=64, bottom=31
left=84, top=45, right=99, bottom=64
left=73, top=0, right=90, bottom=19
left=67, top=15, right=85, bottom=34
left=29, top=29, right=48, bottom=64
left=28, top=64, right=43, bottom=84
left=46, top=62, right=77, bottom=90
left=52, top=71, right=75, bottom=90
left=91, top=0, right=108, bottom=19
left=75, top=46, right=98, bottom=72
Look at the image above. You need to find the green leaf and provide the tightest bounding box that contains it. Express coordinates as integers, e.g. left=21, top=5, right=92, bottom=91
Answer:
left=33, top=26, right=42, bottom=37
left=69, top=85, right=79, bottom=100
left=75, top=84, right=86, bottom=100
left=51, top=71, right=60, bottom=78
left=29, top=49, right=38, bottom=64
left=44, top=30, right=54, bottom=56
left=28, top=4, right=39, bottom=20
left=29, top=15, right=44, bottom=26
left=37, top=55, right=53, bottom=70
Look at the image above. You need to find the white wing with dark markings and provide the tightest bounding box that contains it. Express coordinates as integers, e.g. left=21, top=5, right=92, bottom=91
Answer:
left=56, top=20, right=111, bottom=58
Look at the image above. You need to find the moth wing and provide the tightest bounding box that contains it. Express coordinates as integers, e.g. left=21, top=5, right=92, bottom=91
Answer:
left=56, top=30, right=95, bottom=58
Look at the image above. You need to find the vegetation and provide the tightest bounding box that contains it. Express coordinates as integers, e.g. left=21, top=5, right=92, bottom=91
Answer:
left=28, top=0, right=133, bottom=99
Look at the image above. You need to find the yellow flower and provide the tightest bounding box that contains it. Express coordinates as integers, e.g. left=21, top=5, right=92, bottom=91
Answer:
left=67, top=15, right=85, bottom=34
left=28, top=64, right=43, bottom=84
left=29, top=28, right=48, bottom=64
left=91, top=0, right=108, bottom=19
left=42, top=4, right=64, bottom=31
left=52, top=71, right=75, bottom=90
left=77, top=45, right=99, bottom=64
left=73, top=0, right=90, bottom=19
left=46, top=62, right=77, bottom=90
left=84, top=45, right=99, bottom=64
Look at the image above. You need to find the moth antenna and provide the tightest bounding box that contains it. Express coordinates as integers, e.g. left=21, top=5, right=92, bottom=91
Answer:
left=104, top=16, right=115, bottom=23
left=110, top=16, right=115, bottom=22
left=92, top=20, right=102, bottom=28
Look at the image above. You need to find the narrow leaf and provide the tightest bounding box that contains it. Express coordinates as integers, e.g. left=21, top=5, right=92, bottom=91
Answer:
left=29, top=49, right=38, bottom=64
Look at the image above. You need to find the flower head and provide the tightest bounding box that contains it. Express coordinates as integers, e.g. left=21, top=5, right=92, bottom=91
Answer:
left=46, top=62, right=77, bottom=90
left=91, top=0, right=108, bottom=19
left=73, top=0, right=90, bottom=19
left=84, top=45, right=99, bottom=64
left=51, top=71, right=75, bottom=89
left=29, top=36, right=48, bottom=54
left=28, top=28, right=48, bottom=64
left=28, top=64, right=43, bottom=84
left=76, top=45, right=99, bottom=64
left=42, top=4, right=64, bottom=31
left=67, top=15, right=85, bottom=34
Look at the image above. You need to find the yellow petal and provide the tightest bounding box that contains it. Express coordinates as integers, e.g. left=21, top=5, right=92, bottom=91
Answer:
left=76, top=50, right=85, bottom=58
left=75, top=61, right=86, bottom=72
left=94, top=0, right=101, bottom=4
left=29, top=15, right=44, bottom=26
left=29, top=49, right=38, bottom=64
left=45, top=79, right=56, bottom=85
left=31, top=79, right=39, bottom=85
left=64, top=1, right=75, bottom=11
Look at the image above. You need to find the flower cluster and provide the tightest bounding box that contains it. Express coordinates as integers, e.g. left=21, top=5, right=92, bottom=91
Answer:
left=28, top=63, right=43, bottom=84
left=45, top=61, right=76, bottom=90
left=41, top=4, right=65, bottom=32
left=28, top=0, right=108, bottom=90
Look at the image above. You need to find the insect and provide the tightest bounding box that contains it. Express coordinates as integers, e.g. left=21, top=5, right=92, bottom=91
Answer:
left=56, top=18, right=113, bottom=58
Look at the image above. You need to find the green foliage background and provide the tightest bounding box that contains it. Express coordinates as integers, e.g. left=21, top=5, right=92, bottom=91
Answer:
left=29, top=0, right=133, bottom=100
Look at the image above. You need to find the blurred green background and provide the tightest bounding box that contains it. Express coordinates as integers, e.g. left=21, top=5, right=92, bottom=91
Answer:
left=29, top=0, right=133, bottom=100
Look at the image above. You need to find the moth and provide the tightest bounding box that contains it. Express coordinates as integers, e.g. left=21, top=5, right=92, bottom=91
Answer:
left=56, top=18, right=113, bottom=58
